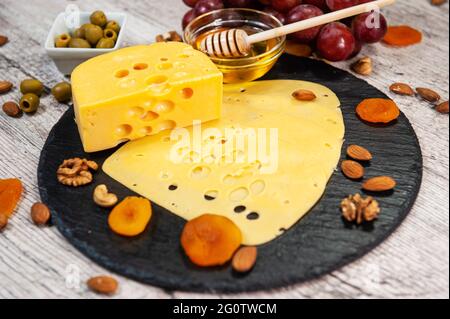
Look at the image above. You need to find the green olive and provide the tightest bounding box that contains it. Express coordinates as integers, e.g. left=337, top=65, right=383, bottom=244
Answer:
left=20, top=79, right=44, bottom=96
left=103, top=29, right=118, bottom=42
left=90, top=10, right=107, bottom=27
left=105, top=20, right=120, bottom=34
left=19, top=93, right=40, bottom=113
left=55, top=33, right=71, bottom=48
left=96, top=38, right=115, bottom=49
left=73, top=27, right=85, bottom=39
left=51, top=82, right=72, bottom=103
left=68, top=38, right=91, bottom=48
left=85, top=24, right=103, bottom=46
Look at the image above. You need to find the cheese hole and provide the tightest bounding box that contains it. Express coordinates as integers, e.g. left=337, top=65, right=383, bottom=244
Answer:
left=234, top=205, right=246, bottom=213
left=160, top=171, right=170, bottom=179
left=174, top=72, right=188, bottom=78
left=141, top=111, right=159, bottom=121
left=325, top=143, right=332, bottom=148
left=156, top=120, right=176, bottom=132
left=191, top=166, right=211, bottom=179
left=162, top=136, right=171, bottom=143
left=178, top=54, right=190, bottom=58
left=181, top=88, right=194, bottom=99
left=204, top=190, right=218, bottom=201
left=157, top=62, right=173, bottom=70
left=116, top=124, right=132, bottom=137
left=250, top=180, right=266, bottom=195
left=154, top=100, right=174, bottom=113
left=140, top=126, right=153, bottom=135
left=326, top=118, right=337, bottom=125
left=229, top=187, right=249, bottom=202
left=128, top=106, right=145, bottom=117
left=168, top=184, right=178, bottom=191
left=223, top=175, right=237, bottom=185
left=160, top=57, right=168, bottom=61
left=133, top=63, right=148, bottom=70
left=147, top=75, right=168, bottom=86
left=174, top=61, right=186, bottom=68
left=115, top=69, right=129, bottom=78
left=246, top=212, right=260, bottom=220
left=284, top=200, right=290, bottom=205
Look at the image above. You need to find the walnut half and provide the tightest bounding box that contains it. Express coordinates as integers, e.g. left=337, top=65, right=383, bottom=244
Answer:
left=57, top=158, right=97, bottom=187
left=341, top=193, right=380, bottom=224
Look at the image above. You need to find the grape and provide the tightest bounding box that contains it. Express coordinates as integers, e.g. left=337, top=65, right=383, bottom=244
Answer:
left=287, top=5, right=324, bottom=43
left=263, top=7, right=287, bottom=25
left=194, top=0, right=224, bottom=16
left=182, top=9, right=197, bottom=29
left=303, top=0, right=329, bottom=11
left=352, top=12, right=387, bottom=43
left=271, top=0, right=302, bottom=13
left=223, top=0, right=256, bottom=7
left=183, top=0, right=200, bottom=8
left=316, top=22, right=356, bottom=61
left=325, top=0, right=358, bottom=11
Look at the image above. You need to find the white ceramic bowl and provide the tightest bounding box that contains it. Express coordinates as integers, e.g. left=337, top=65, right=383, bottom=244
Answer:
left=45, top=12, right=127, bottom=75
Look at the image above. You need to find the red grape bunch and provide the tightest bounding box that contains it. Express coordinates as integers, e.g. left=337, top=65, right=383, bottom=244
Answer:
left=181, top=0, right=388, bottom=62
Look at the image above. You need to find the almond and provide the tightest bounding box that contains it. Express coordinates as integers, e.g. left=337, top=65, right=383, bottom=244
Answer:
left=346, top=144, right=372, bottom=161
left=341, top=160, right=365, bottom=179
left=292, top=89, right=316, bottom=101
left=2, top=101, right=21, bottom=117
left=232, top=246, right=257, bottom=273
left=0, top=35, right=8, bottom=47
left=0, top=81, right=13, bottom=94
left=389, top=83, right=414, bottom=96
left=416, top=87, right=441, bottom=103
left=436, top=101, right=449, bottom=114
left=285, top=40, right=312, bottom=57
left=87, top=276, right=118, bottom=295
left=30, top=202, right=51, bottom=226
left=351, top=56, right=372, bottom=75
left=363, top=176, right=396, bottom=192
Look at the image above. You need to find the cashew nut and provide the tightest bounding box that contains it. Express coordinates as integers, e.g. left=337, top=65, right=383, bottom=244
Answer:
left=93, top=184, right=118, bottom=208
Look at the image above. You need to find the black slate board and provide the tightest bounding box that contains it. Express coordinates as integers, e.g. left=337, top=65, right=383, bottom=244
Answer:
left=38, top=55, right=422, bottom=293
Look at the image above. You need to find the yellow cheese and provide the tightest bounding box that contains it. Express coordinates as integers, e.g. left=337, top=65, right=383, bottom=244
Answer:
left=72, top=43, right=223, bottom=152
left=103, top=80, right=345, bottom=245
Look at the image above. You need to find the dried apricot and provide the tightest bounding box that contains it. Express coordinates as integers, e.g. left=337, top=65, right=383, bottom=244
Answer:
left=356, top=98, right=400, bottom=124
left=181, top=214, right=242, bottom=267
left=108, top=196, right=152, bottom=237
left=383, top=26, right=422, bottom=46
left=0, top=178, right=23, bottom=218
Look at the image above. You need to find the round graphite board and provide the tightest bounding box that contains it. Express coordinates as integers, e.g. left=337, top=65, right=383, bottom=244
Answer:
left=38, top=55, right=422, bottom=293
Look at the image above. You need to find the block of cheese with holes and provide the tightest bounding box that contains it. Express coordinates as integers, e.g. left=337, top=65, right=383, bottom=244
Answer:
left=103, top=80, right=345, bottom=245
left=71, top=43, right=223, bottom=152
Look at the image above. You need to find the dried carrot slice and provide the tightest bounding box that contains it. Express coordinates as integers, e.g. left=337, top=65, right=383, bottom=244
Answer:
left=108, top=196, right=152, bottom=237
left=0, top=178, right=23, bottom=218
left=356, top=98, right=400, bottom=124
left=181, top=214, right=242, bottom=267
left=383, top=25, right=422, bottom=46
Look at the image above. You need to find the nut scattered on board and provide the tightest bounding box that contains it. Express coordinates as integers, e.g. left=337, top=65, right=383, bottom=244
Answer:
left=351, top=56, right=372, bottom=75
left=2, top=101, right=21, bottom=117
left=232, top=246, right=258, bottom=273
left=0, top=213, right=8, bottom=231
left=416, top=87, right=441, bottom=103
left=57, top=158, right=98, bottom=187
left=87, top=276, right=118, bottom=295
left=362, top=176, right=397, bottom=192
left=292, top=89, right=316, bottom=101
left=155, top=31, right=183, bottom=43
left=0, top=80, right=13, bottom=94
left=93, top=184, right=118, bottom=208
left=341, top=193, right=380, bottom=224
left=341, top=160, right=365, bottom=179
left=389, top=82, right=414, bottom=96
left=284, top=40, right=312, bottom=57
left=30, top=202, right=51, bottom=226
left=346, top=144, right=372, bottom=161
left=0, top=35, right=8, bottom=47
left=436, top=101, right=449, bottom=114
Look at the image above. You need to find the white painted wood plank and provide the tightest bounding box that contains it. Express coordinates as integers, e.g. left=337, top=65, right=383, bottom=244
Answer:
left=0, top=0, right=448, bottom=299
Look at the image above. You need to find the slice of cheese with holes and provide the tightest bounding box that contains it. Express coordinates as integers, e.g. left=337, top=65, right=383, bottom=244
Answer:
left=72, top=43, right=223, bottom=153
left=103, top=80, right=345, bottom=245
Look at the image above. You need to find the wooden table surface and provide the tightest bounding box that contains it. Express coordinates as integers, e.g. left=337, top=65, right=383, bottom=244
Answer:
left=0, top=0, right=448, bottom=299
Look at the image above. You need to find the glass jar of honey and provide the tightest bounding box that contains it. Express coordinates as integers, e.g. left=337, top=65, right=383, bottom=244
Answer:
left=184, top=9, right=286, bottom=84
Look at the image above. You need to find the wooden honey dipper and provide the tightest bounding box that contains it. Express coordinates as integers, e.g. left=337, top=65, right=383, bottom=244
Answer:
left=200, top=0, right=395, bottom=58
